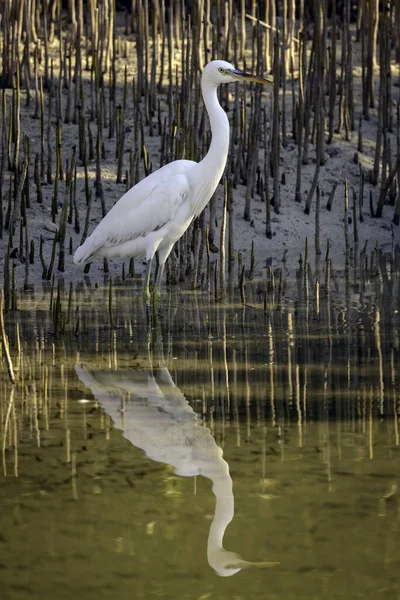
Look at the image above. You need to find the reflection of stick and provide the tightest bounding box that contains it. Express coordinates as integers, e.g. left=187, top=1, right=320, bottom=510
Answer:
left=2, top=387, right=15, bottom=476
left=0, top=289, right=15, bottom=384
left=71, top=451, right=78, bottom=501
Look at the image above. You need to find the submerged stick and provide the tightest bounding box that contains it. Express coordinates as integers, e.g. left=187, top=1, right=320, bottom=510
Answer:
left=109, top=276, right=115, bottom=329
left=2, top=387, right=15, bottom=476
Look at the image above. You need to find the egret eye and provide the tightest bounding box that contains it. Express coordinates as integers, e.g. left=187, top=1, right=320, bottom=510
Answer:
left=218, top=67, right=226, bottom=74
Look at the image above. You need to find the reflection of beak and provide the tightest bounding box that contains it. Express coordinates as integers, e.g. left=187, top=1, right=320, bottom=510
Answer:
left=231, top=69, right=273, bottom=85
left=227, top=559, right=280, bottom=570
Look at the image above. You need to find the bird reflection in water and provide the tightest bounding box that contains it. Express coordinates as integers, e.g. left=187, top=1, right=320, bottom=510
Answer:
left=75, top=334, right=278, bottom=577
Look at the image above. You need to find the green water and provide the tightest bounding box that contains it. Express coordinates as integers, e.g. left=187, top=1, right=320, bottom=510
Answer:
left=1, top=268, right=400, bottom=599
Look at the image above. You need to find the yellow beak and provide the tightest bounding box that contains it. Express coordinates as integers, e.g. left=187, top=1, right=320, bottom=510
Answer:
left=231, top=69, right=273, bottom=85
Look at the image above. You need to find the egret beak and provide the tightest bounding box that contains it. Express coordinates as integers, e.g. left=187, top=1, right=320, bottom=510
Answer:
left=231, top=69, right=273, bottom=85
left=226, top=559, right=280, bottom=570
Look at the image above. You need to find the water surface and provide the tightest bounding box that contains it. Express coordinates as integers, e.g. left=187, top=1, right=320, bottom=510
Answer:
left=1, top=264, right=400, bottom=599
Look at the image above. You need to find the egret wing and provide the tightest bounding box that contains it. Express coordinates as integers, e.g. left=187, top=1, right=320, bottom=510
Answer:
left=77, top=161, right=195, bottom=261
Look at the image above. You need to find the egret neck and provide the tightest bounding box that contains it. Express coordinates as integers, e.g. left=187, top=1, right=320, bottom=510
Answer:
left=208, top=475, right=234, bottom=550
left=191, top=79, right=230, bottom=217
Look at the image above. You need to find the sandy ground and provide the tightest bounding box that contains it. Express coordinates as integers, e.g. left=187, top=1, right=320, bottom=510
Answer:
left=1, top=28, right=399, bottom=296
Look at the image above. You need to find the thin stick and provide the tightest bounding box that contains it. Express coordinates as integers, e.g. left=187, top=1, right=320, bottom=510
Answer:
left=0, top=289, right=15, bottom=384
left=2, top=387, right=15, bottom=475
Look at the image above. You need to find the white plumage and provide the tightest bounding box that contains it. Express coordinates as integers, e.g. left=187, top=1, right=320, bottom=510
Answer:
left=75, top=343, right=278, bottom=576
left=73, top=60, right=272, bottom=302
left=73, top=162, right=194, bottom=265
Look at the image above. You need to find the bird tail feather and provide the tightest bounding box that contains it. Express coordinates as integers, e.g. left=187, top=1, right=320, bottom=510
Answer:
left=73, top=238, right=94, bottom=265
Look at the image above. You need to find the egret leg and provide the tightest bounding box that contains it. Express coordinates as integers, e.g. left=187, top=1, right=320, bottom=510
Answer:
left=152, top=244, right=174, bottom=309
left=143, top=258, right=153, bottom=313
left=152, top=262, right=165, bottom=310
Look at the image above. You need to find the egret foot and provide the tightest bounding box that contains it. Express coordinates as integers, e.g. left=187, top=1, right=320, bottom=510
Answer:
left=142, top=284, right=152, bottom=328
left=142, top=258, right=153, bottom=308
left=142, top=282, right=151, bottom=305
left=145, top=302, right=152, bottom=329
left=152, top=287, right=161, bottom=312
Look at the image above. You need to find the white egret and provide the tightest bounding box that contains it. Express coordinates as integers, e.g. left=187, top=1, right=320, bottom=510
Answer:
left=73, top=60, right=272, bottom=302
left=75, top=338, right=278, bottom=576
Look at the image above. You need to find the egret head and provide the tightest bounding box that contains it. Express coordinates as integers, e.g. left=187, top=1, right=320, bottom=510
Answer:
left=202, top=59, right=273, bottom=87
left=208, top=548, right=280, bottom=577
